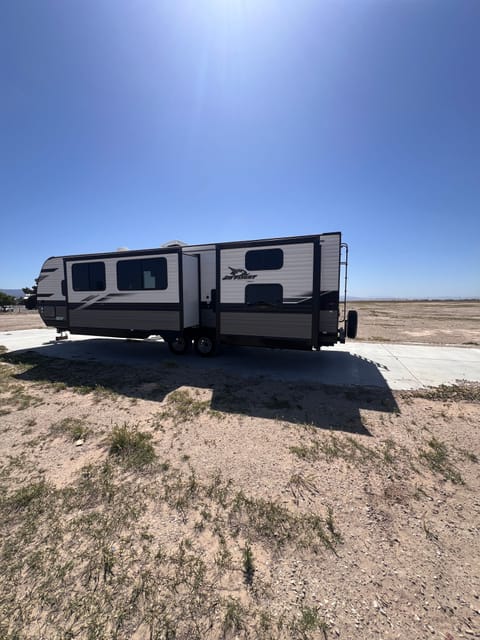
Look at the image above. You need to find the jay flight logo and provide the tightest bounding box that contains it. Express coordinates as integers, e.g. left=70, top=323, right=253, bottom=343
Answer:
left=222, top=266, right=257, bottom=281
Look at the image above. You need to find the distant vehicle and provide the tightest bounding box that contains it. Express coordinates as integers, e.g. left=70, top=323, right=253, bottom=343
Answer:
left=1, top=306, right=15, bottom=312
left=32, top=232, right=358, bottom=356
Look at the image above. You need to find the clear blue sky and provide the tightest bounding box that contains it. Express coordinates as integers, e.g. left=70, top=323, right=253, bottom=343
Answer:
left=1, top=0, right=479, bottom=298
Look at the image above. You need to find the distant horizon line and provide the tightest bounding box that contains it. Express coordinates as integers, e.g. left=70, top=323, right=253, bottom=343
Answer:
left=347, top=296, right=480, bottom=302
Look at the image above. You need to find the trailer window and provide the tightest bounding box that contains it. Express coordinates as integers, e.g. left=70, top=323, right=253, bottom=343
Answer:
left=245, top=284, right=283, bottom=306
left=72, top=262, right=106, bottom=291
left=245, top=248, right=283, bottom=271
left=117, top=257, right=168, bottom=291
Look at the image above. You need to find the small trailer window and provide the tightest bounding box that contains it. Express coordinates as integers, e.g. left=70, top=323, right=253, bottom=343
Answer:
left=117, top=257, right=168, bottom=291
left=72, top=262, right=106, bottom=291
left=245, top=248, right=283, bottom=271
left=245, top=283, right=283, bottom=306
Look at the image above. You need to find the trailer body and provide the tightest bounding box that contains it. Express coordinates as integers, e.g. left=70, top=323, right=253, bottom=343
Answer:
left=36, top=232, right=355, bottom=355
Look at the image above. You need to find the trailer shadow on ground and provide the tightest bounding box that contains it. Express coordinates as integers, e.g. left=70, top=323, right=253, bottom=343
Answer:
left=3, top=339, right=400, bottom=437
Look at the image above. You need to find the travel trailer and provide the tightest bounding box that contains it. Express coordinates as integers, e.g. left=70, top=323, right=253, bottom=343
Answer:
left=33, top=232, right=358, bottom=356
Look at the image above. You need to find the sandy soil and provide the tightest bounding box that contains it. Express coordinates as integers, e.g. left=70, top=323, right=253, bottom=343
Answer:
left=352, top=300, right=480, bottom=346
left=0, top=309, right=45, bottom=331
left=0, top=345, right=479, bottom=639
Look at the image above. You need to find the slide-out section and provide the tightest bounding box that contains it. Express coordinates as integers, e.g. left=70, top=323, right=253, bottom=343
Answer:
left=65, top=249, right=181, bottom=337
left=217, top=238, right=317, bottom=349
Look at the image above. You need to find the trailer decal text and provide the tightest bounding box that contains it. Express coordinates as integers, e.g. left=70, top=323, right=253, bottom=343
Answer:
left=222, top=267, right=257, bottom=281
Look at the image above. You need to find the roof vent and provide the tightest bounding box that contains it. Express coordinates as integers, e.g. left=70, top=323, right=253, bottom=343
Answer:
left=161, top=240, right=187, bottom=248
left=116, top=247, right=129, bottom=252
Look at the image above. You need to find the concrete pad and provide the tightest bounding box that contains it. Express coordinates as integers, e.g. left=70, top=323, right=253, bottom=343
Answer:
left=330, top=342, right=480, bottom=389
left=1, top=329, right=479, bottom=390
left=0, top=328, right=57, bottom=351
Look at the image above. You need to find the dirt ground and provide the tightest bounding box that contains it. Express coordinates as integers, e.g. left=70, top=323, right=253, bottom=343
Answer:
left=2, top=300, right=480, bottom=345
left=0, top=303, right=479, bottom=639
left=0, top=309, right=45, bottom=331
left=353, top=300, right=480, bottom=346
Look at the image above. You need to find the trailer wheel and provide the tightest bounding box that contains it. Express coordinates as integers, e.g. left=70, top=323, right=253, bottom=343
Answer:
left=346, top=310, right=358, bottom=339
left=194, top=335, right=217, bottom=357
left=168, top=336, right=191, bottom=355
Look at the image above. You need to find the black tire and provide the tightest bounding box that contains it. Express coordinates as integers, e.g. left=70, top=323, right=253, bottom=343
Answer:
left=168, top=335, right=191, bottom=355
left=194, top=334, right=217, bottom=357
left=346, top=310, right=358, bottom=339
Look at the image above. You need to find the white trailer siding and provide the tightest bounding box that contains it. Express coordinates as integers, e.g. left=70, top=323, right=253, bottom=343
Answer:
left=65, top=251, right=182, bottom=333
left=218, top=241, right=315, bottom=342
left=319, top=234, right=341, bottom=336
left=319, top=234, right=341, bottom=292
left=219, top=242, right=314, bottom=304
left=37, top=257, right=65, bottom=300
left=37, top=257, right=67, bottom=325
left=66, top=253, right=180, bottom=305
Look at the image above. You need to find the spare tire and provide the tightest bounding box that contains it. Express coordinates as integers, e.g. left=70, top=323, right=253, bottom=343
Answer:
left=346, top=309, right=358, bottom=339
